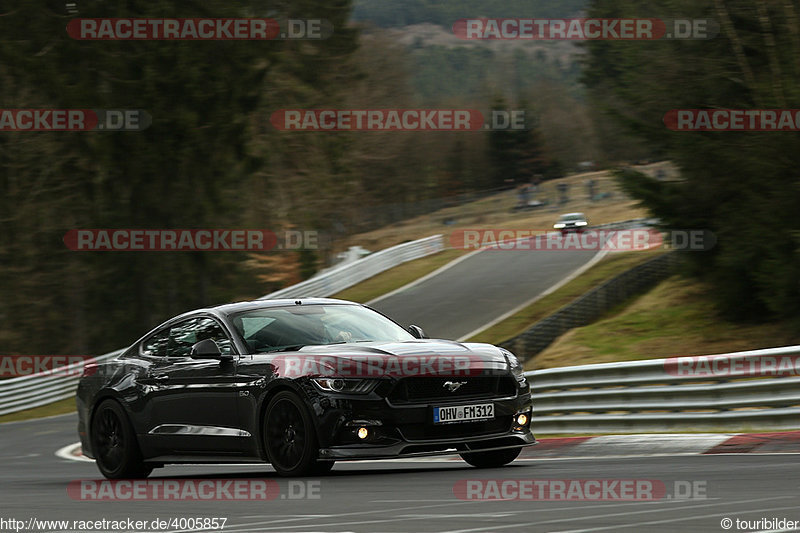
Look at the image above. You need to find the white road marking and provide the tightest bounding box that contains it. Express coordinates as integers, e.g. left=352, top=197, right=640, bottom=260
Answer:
left=54, top=442, right=93, bottom=463
left=192, top=498, right=701, bottom=533
left=573, top=433, right=733, bottom=455
left=54, top=440, right=800, bottom=465
left=457, top=247, right=608, bottom=341
left=366, top=247, right=485, bottom=306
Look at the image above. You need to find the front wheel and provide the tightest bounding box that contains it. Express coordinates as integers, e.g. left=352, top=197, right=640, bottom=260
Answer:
left=263, top=391, right=324, bottom=476
left=91, top=399, right=152, bottom=479
left=460, top=447, right=521, bottom=468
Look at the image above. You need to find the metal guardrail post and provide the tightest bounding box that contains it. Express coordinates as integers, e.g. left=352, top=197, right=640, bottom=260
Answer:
left=260, top=234, right=444, bottom=300
left=524, top=345, right=800, bottom=433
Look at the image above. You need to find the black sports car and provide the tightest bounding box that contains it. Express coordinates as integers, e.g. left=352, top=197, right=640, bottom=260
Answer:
left=77, top=298, right=535, bottom=478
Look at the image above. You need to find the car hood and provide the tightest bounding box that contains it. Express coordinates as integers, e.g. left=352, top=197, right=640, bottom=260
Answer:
left=259, top=339, right=511, bottom=378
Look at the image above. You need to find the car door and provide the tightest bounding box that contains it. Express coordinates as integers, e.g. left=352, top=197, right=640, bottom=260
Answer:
left=142, top=316, right=246, bottom=456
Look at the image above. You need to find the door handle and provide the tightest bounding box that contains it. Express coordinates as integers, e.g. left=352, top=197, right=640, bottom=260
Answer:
left=153, top=374, right=169, bottom=382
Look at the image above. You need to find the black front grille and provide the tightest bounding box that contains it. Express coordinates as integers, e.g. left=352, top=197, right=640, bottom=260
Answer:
left=399, top=417, right=512, bottom=441
left=388, top=376, right=517, bottom=404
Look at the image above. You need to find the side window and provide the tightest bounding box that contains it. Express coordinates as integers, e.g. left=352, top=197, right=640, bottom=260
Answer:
left=194, top=317, right=233, bottom=355
left=167, top=319, right=198, bottom=358
left=167, top=317, right=234, bottom=357
left=141, top=328, right=170, bottom=357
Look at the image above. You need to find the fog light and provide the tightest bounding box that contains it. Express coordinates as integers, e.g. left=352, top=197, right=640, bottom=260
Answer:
left=516, top=413, right=529, bottom=427
left=357, top=427, right=369, bottom=439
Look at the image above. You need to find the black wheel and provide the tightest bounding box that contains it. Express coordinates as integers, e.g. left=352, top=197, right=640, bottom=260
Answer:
left=263, top=391, right=322, bottom=476
left=460, top=447, right=521, bottom=468
left=91, top=399, right=152, bottom=479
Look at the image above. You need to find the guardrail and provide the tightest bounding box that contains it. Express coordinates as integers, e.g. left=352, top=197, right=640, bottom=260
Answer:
left=260, top=219, right=657, bottom=302
left=591, top=217, right=658, bottom=231
left=0, top=235, right=446, bottom=417
left=525, top=345, right=800, bottom=433
left=5, top=344, right=800, bottom=434
left=0, top=350, right=122, bottom=416
left=10, top=217, right=771, bottom=432
left=260, top=234, right=444, bottom=300
left=502, top=251, right=678, bottom=361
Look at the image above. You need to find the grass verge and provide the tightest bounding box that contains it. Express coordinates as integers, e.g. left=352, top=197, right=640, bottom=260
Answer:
left=530, top=276, right=800, bottom=370
left=334, top=163, right=670, bottom=253
left=331, top=248, right=467, bottom=303
left=0, top=397, right=76, bottom=424
left=467, top=250, right=665, bottom=346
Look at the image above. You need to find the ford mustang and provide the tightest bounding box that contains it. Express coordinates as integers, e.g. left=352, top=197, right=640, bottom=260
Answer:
left=77, top=298, right=535, bottom=478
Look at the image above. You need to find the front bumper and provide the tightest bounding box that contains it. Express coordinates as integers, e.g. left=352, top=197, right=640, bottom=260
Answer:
left=559, top=225, right=586, bottom=233
left=319, top=431, right=536, bottom=460
left=309, top=378, right=535, bottom=461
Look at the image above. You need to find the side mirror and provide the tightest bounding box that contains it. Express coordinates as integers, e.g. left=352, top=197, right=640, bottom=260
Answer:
left=408, top=325, right=426, bottom=339
left=190, top=339, right=232, bottom=361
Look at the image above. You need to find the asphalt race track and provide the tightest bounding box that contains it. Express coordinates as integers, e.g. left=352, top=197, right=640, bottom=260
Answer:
left=2, top=238, right=796, bottom=533
left=2, top=414, right=799, bottom=533
left=370, top=245, right=598, bottom=340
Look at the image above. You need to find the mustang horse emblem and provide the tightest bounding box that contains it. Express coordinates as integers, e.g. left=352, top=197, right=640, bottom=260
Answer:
left=443, top=380, right=467, bottom=392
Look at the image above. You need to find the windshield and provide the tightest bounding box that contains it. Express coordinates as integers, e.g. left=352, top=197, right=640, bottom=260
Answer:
left=230, top=304, right=414, bottom=353
left=559, top=213, right=585, bottom=222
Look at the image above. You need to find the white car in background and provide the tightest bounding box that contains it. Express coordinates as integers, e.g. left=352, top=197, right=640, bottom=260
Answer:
left=554, top=212, right=588, bottom=235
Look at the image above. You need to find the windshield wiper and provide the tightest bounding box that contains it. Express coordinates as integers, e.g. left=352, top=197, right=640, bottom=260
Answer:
left=261, top=344, right=306, bottom=353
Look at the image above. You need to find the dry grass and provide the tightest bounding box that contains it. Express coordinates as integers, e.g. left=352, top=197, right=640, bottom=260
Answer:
left=467, top=250, right=665, bottom=345
left=530, top=276, right=800, bottom=370
left=0, top=397, right=76, bottom=424
left=331, top=248, right=467, bottom=303
left=336, top=163, right=670, bottom=254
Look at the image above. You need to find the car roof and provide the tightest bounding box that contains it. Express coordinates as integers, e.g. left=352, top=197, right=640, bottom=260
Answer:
left=128, top=298, right=362, bottom=351
left=203, top=298, right=359, bottom=318
left=559, top=212, right=586, bottom=218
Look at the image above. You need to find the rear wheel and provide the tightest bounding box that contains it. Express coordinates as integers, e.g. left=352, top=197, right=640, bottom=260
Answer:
left=460, top=447, right=521, bottom=468
left=91, top=399, right=152, bottom=479
left=263, top=391, right=324, bottom=476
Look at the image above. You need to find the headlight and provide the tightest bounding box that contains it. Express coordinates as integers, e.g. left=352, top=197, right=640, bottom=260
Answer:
left=576, top=221, right=588, bottom=226
left=311, top=378, right=374, bottom=394
left=501, top=349, right=527, bottom=385
left=554, top=223, right=566, bottom=229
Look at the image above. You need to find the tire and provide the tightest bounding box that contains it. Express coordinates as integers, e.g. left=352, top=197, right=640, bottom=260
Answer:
left=263, top=391, right=323, bottom=476
left=91, top=399, right=152, bottom=479
left=460, top=447, right=521, bottom=468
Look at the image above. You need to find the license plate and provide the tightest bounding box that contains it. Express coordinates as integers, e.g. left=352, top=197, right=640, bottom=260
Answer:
left=433, top=403, right=494, bottom=424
